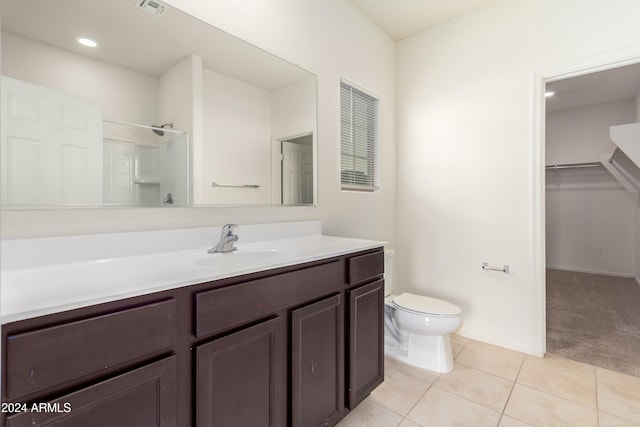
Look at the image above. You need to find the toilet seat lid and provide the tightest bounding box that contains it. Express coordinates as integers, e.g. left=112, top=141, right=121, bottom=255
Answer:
left=392, top=292, right=461, bottom=317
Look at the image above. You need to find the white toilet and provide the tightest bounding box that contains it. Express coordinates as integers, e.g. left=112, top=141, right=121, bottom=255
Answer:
left=383, top=250, right=463, bottom=373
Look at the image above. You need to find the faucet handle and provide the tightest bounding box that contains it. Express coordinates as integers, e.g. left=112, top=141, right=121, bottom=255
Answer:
left=209, top=224, right=239, bottom=254
left=221, top=224, right=238, bottom=235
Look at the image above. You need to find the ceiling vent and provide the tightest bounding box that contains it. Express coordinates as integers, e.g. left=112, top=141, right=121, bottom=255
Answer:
left=135, top=0, right=167, bottom=16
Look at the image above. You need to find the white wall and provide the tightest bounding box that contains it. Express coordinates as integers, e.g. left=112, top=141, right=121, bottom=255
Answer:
left=271, top=78, right=317, bottom=137
left=546, top=100, right=636, bottom=164
left=1, top=32, right=158, bottom=126
left=545, top=100, right=637, bottom=276
left=1, top=0, right=396, bottom=250
left=158, top=56, right=201, bottom=206
left=202, top=69, right=272, bottom=204
left=546, top=185, right=637, bottom=276
left=396, top=0, right=640, bottom=355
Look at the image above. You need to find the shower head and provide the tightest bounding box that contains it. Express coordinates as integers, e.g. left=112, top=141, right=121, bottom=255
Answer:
left=151, top=122, right=173, bottom=136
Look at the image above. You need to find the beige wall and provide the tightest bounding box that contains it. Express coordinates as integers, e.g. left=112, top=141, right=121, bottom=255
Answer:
left=396, top=0, right=640, bottom=355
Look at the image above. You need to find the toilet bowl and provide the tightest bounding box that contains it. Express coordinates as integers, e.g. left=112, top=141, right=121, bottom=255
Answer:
left=386, top=292, right=462, bottom=373
left=383, top=250, right=463, bottom=373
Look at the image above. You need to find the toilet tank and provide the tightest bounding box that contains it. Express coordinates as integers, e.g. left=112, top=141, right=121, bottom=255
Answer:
left=384, top=249, right=394, bottom=296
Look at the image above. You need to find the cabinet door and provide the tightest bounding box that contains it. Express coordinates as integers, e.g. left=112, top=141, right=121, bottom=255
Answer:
left=348, top=279, right=384, bottom=408
left=5, top=356, right=177, bottom=427
left=291, top=294, right=344, bottom=427
left=196, top=316, right=285, bottom=427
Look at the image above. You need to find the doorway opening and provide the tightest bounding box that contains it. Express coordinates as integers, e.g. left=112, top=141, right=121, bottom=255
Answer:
left=537, top=58, right=640, bottom=377
left=275, top=132, right=314, bottom=205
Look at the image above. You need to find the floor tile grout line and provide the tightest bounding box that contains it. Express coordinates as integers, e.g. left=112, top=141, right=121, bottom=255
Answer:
left=397, top=339, right=467, bottom=427
left=497, top=352, right=529, bottom=427
left=455, top=359, right=524, bottom=385
left=444, top=340, right=522, bottom=421
left=399, top=380, right=436, bottom=427
left=515, top=362, right=600, bottom=411
left=423, top=382, right=504, bottom=420
left=378, top=357, right=442, bottom=424
left=374, top=333, right=639, bottom=427
left=435, top=349, right=527, bottom=419
left=514, top=382, right=601, bottom=415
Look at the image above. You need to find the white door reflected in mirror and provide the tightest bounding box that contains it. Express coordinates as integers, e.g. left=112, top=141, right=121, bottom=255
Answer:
left=281, top=135, right=314, bottom=205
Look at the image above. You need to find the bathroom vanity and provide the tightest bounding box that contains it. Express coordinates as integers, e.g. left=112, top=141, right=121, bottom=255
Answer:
left=0, top=222, right=385, bottom=426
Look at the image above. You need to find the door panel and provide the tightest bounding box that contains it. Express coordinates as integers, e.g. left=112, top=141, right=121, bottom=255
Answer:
left=1, top=76, right=103, bottom=206
left=348, top=279, right=385, bottom=408
left=196, top=317, right=285, bottom=427
left=291, top=294, right=344, bottom=427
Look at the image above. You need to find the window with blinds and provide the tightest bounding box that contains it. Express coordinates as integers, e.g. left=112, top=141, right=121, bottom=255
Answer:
left=340, top=79, right=380, bottom=191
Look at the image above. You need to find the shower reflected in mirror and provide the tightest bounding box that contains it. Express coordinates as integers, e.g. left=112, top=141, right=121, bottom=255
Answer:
left=151, top=123, right=174, bottom=137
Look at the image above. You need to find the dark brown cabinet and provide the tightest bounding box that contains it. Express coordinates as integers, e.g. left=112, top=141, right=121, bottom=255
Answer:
left=196, top=317, right=285, bottom=427
left=291, top=294, right=344, bottom=427
left=5, top=356, right=177, bottom=427
left=2, top=247, right=384, bottom=427
left=347, top=279, right=385, bottom=408
left=5, top=299, right=177, bottom=401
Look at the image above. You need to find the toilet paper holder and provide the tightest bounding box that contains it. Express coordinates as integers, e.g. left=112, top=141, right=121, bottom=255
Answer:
left=482, top=262, right=510, bottom=273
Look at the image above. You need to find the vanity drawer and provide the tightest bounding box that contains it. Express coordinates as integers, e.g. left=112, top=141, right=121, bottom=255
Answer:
left=348, top=250, right=384, bottom=285
left=5, top=299, right=177, bottom=400
left=6, top=356, right=177, bottom=427
left=195, top=261, right=343, bottom=337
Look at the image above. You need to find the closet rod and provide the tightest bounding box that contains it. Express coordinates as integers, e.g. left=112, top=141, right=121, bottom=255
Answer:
left=545, top=162, right=603, bottom=170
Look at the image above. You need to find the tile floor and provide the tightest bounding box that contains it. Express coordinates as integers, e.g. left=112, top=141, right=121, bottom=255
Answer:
left=337, top=336, right=640, bottom=427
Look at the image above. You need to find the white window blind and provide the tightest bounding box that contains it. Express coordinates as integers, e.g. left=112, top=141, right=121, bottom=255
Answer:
left=340, top=80, right=379, bottom=191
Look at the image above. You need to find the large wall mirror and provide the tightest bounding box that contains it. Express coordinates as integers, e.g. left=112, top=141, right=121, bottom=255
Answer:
left=0, top=0, right=317, bottom=207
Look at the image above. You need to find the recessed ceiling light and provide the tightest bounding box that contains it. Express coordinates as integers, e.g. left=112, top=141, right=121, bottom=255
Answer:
left=545, top=91, right=555, bottom=98
left=76, top=37, right=98, bottom=48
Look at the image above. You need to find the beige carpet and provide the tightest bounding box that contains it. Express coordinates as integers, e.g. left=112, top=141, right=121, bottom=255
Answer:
left=546, top=268, right=640, bottom=378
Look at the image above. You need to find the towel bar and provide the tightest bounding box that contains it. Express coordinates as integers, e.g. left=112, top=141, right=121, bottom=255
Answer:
left=211, top=182, right=259, bottom=189
left=482, top=262, right=510, bottom=273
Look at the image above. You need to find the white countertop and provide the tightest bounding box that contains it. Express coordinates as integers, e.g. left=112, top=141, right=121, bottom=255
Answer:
left=0, top=221, right=385, bottom=324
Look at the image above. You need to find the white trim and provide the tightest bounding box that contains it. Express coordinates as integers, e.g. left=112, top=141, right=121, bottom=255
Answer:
left=532, top=46, right=640, bottom=357
left=341, top=183, right=379, bottom=192
left=339, top=77, right=380, bottom=101
left=546, top=265, right=636, bottom=279
left=270, top=126, right=317, bottom=205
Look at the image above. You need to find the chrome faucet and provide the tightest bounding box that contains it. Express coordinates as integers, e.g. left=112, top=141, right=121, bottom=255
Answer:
left=208, top=224, right=239, bottom=253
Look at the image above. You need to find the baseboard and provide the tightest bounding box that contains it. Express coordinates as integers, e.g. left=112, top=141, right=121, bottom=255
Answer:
left=453, top=331, right=543, bottom=358
left=546, top=265, right=635, bottom=279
